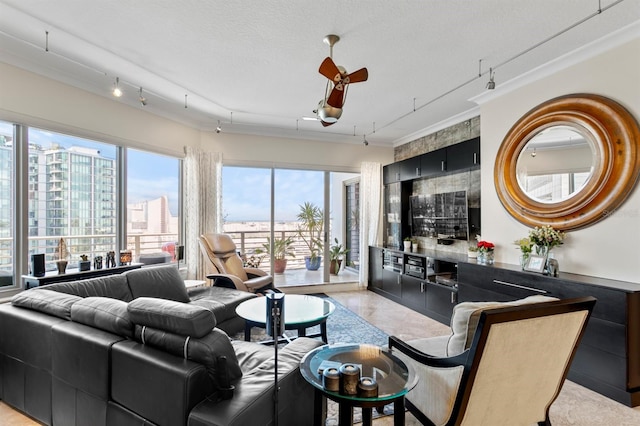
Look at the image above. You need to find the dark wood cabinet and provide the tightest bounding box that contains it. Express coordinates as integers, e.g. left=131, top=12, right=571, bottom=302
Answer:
left=368, top=246, right=458, bottom=325
left=383, top=163, right=400, bottom=184
left=399, top=156, right=422, bottom=181
left=445, top=137, right=480, bottom=171
left=457, top=261, right=640, bottom=407
left=420, top=147, right=447, bottom=176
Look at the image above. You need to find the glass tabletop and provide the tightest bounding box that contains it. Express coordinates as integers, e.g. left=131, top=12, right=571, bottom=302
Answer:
left=235, top=294, right=335, bottom=326
left=299, top=343, right=417, bottom=403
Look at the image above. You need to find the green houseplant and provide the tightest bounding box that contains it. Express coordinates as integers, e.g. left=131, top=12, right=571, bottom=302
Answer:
left=329, top=238, right=349, bottom=275
left=297, top=202, right=324, bottom=270
left=255, top=236, right=295, bottom=274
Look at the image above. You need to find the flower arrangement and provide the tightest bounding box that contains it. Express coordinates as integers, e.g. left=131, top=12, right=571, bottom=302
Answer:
left=514, top=237, right=534, bottom=255
left=528, top=225, right=566, bottom=254
left=477, top=240, right=495, bottom=253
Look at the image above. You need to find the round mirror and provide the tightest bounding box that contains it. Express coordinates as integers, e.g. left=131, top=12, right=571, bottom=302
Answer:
left=516, top=125, right=596, bottom=204
left=495, top=94, right=640, bottom=231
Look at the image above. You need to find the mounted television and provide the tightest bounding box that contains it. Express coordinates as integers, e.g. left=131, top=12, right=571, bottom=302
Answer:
left=410, top=191, right=468, bottom=240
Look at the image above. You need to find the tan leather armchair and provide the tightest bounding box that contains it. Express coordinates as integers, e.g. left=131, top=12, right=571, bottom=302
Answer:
left=199, top=233, right=274, bottom=293
left=389, top=296, right=596, bottom=426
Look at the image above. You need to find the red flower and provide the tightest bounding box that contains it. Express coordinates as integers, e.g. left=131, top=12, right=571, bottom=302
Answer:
left=477, top=240, right=495, bottom=251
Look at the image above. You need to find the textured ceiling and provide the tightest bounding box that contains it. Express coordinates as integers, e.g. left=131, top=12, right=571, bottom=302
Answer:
left=1, top=0, right=639, bottom=146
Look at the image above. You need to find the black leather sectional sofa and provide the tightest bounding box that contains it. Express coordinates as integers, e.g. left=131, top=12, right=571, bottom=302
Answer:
left=0, top=265, right=322, bottom=425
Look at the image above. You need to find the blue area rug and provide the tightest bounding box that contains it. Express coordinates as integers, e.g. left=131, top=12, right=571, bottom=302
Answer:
left=310, top=293, right=389, bottom=347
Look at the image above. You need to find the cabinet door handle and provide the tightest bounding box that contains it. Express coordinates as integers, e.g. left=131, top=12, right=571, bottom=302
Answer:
left=473, top=153, right=477, bottom=164
left=416, top=167, right=421, bottom=176
left=421, top=282, right=425, bottom=293
left=441, top=160, right=445, bottom=171
left=396, top=172, right=400, bottom=181
left=397, top=275, right=401, bottom=285
left=493, top=279, right=547, bottom=294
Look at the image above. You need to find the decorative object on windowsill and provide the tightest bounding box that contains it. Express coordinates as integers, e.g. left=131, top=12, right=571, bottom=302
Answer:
left=55, top=238, right=69, bottom=274
left=297, top=201, right=324, bottom=270
left=339, top=363, right=360, bottom=395
left=477, top=240, right=495, bottom=264
left=329, top=238, right=349, bottom=275
left=106, top=251, right=116, bottom=268
left=119, top=250, right=132, bottom=266
left=528, top=225, right=566, bottom=275
left=79, top=254, right=91, bottom=271
left=467, top=245, right=478, bottom=259
left=56, top=260, right=68, bottom=274
left=403, top=237, right=412, bottom=252
left=514, top=237, right=534, bottom=270
left=94, top=255, right=103, bottom=270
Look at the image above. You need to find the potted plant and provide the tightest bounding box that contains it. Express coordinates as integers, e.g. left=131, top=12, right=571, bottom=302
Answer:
left=255, top=237, right=295, bottom=274
left=403, top=237, right=412, bottom=251
left=411, top=237, right=419, bottom=252
left=297, top=202, right=324, bottom=270
left=467, top=245, right=478, bottom=259
left=329, top=238, right=349, bottom=275
left=79, top=254, right=91, bottom=271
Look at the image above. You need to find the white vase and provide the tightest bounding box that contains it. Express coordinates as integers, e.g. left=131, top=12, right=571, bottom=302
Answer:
left=412, top=243, right=418, bottom=252
left=403, top=241, right=411, bottom=251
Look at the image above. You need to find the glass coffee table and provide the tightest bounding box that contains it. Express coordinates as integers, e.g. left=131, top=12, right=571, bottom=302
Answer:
left=235, top=294, right=335, bottom=343
left=300, top=343, right=417, bottom=426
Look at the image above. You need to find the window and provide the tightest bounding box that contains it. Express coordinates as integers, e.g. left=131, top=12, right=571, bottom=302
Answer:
left=27, top=128, right=117, bottom=271
left=0, top=121, right=183, bottom=292
left=126, top=148, right=181, bottom=261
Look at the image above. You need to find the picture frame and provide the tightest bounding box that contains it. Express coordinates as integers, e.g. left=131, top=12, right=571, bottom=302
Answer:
left=524, top=254, right=547, bottom=273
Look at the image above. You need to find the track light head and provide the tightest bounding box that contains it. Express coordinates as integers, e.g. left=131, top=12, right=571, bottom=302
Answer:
left=112, top=77, right=122, bottom=97
left=138, top=87, right=147, bottom=106
left=486, top=68, right=496, bottom=90
left=215, top=120, right=221, bottom=133
left=363, top=135, right=369, bottom=146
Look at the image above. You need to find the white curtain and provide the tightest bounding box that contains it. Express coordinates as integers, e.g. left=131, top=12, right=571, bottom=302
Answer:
left=358, top=162, right=382, bottom=288
left=184, top=147, right=223, bottom=280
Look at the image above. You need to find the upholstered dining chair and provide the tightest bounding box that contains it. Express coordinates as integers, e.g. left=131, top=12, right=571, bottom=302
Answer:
left=199, top=233, right=274, bottom=293
left=389, top=296, right=596, bottom=426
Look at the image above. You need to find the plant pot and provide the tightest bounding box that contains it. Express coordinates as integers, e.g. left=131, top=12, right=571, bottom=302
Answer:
left=468, top=250, right=478, bottom=259
left=56, top=260, right=68, bottom=274
left=412, top=243, right=418, bottom=252
left=79, top=260, right=91, bottom=271
left=403, top=241, right=411, bottom=251
left=330, top=259, right=342, bottom=275
left=305, top=256, right=322, bottom=271
left=274, top=258, right=287, bottom=274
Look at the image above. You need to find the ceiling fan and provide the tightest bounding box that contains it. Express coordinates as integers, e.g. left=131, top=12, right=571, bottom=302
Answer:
left=314, top=34, right=368, bottom=127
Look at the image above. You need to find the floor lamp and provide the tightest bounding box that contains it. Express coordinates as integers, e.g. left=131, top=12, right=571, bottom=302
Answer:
left=267, top=293, right=285, bottom=426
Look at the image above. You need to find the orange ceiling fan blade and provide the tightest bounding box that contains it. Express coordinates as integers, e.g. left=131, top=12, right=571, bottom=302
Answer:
left=326, top=88, right=345, bottom=108
left=346, top=67, right=368, bottom=83
left=319, top=57, right=342, bottom=82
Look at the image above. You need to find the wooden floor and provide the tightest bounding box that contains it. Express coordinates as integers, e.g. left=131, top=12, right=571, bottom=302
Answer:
left=3, top=289, right=640, bottom=425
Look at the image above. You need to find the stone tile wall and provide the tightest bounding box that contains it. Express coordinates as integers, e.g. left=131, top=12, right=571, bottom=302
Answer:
left=395, top=116, right=481, bottom=254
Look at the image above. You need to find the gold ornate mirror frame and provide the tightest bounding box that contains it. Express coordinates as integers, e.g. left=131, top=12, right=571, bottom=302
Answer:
left=494, top=93, right=640, bottom=231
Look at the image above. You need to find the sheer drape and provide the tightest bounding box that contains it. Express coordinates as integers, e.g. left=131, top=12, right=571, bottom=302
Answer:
left=184, top=147, right=223, bottom=280
left=358, top=162, right=382, bottom=288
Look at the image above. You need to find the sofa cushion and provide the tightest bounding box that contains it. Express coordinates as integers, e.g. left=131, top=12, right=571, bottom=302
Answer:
left=133, top=325, right=242, bottom=384
left=188, top=286, right=257, bottom=323
left=71, top=297, right=134, bottom=338
left=125, top=264, right=190, bottom=303
left=41, top=274, right=134, bottom=302
left=11, top=289, right=82, bottom=320
left=128, top=297, right=216, bottom=338
left=447, top=295, right=557, bottom=356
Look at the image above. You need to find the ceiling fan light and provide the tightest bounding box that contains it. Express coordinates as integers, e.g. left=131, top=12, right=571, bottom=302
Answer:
left=317, top=100, right=342, bottom=123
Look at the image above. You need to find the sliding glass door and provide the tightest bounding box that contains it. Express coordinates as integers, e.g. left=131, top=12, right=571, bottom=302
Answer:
left=222, top=165, right=360, bottom=287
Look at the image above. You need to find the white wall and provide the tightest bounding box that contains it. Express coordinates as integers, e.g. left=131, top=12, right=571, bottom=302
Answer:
left=479, top=35, right=640, bottom=282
